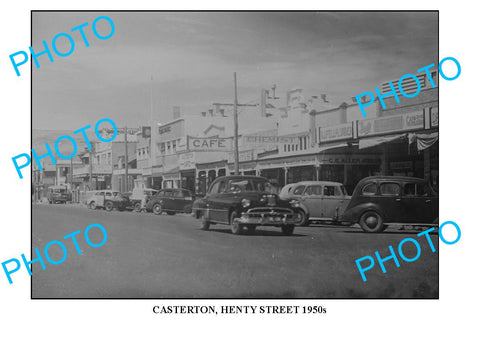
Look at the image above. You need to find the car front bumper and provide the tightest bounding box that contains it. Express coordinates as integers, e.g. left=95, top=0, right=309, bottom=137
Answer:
left=237, top=209, right=302, bottom=226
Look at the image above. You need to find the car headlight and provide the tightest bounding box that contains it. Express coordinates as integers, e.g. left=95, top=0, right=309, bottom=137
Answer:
left=241, top=198, right=251, bottom=208
left=289, top=199, right=300, bottom=208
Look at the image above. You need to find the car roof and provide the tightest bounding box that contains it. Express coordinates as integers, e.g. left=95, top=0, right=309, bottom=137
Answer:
left=357, top=176, right=426, bottom=185
left=292, top=181, right=344, bottom=186
left=214, top=175, right=269, bottom=181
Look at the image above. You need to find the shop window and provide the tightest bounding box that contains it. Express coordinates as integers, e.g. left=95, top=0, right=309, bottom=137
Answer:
left=380, top=183, right=400, bottom=196
left=362, top=183, right=377, bottom=196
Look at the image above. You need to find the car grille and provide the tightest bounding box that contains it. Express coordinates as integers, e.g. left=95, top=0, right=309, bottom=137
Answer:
left=247, top=207, right=293, bottom=216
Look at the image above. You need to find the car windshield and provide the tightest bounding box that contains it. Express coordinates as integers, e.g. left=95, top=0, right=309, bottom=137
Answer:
left=227, top=179, right=272, bottom=193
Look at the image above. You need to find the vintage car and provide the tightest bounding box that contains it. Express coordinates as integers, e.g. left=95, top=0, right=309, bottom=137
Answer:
left=129, top=188, right=159, bottom=212
left=339, top=176, right=439, bottom=233
left=47, top=185, right=72, bottom=204
left=85, top=190, right=130, bottom=211
left=279, top=181, right=351, bottom=225
left=145, top=188, right=194, bottom=215
left=192, top=175, right=304, bottom=235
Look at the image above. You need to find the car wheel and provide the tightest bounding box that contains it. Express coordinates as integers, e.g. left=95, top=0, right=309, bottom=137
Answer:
left=246, top=226, right=256, bottom=235
left=153, top=203, right=163, bottom=215
left=134, top=202, right=142, bottom=213
left=105, top=201, right=114, bottom=212
left=167, top=211, right=175, bottom=216
left=281, top=225, right=295, bottom=236
left=298, top=209, right=309, bottom=226
left=184, top=204, right=193, bottom=214
left=230, top=211, right=243, bottom=235
left=89, top=201, right=96, bottom=210
left=359, top=211, right=384, bottom=233
left=200, top=213, right=210, bottom=230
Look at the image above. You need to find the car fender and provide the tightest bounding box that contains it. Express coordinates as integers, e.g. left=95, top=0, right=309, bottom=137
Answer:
left=340, top=202, right=384, bottom=223
left=295, top=202, right=310, bottom=221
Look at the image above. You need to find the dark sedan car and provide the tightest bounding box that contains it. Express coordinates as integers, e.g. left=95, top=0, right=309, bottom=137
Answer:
left=192, top=175, right=304, bottom=235
left=145, top=188, right=193, bottom=215
left=339, top=176, right=439, bottom=233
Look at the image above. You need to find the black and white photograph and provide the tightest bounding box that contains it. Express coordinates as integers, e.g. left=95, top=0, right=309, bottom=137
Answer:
left=30, top=11, right=440, bottom=299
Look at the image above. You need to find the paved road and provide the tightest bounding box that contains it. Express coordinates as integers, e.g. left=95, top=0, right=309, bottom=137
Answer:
left=32, top=204, right=439, bottom=298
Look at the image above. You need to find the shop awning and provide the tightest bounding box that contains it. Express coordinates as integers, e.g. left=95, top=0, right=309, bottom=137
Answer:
left=408, top=131, right=438, bottom=151
left=317, top=142, right=349, bottom=152
left=359, top=133, right=406, bottom=149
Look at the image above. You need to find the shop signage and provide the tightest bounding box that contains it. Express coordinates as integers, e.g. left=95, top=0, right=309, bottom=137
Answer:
left=243, top=135, right=298, bottom=144
left=179, top=152, right=196, bottom=170
left=357, top=111, right=424, bottom=138
left=187, top=136, right=233, bottom=151
left=158, top=126, right=171, bottom=135
left=430, top=107, right=439, bottom=127
left=319, top=123, right=353, bottom=143
left=318, top=154, right=381, bottom=165
left=227, top=149, right=254, bottom=163
left=390, top=161, right=413, bottom=170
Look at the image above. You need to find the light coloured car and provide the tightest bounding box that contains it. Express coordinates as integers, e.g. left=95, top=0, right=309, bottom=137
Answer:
left=129, top=188, right=158, bottom=212
left=280, top=181, right=350, bottom=225
left=85, top=190, right=129, bottom=211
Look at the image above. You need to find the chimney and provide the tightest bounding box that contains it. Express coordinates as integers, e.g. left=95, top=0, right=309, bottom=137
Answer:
left=220, top=109, right=225, bottom=117
left=201, top=111, right=206, bottom=117
left=208, top=109, right=214, bottom=116
left=321, top=94, right=329, bottom=103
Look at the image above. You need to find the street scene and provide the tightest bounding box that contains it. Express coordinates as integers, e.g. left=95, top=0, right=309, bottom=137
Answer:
left=32, top=12, right=439, bottom=298
left=32, top=204, right=439, bottom=298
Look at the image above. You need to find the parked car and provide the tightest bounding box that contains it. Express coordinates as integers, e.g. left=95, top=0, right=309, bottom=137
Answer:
left=85, top=190, right=130, bottom=211
left=280, top=181, right=350, bottom=225
left=47, top=185, right=72, bottom=204
left=145, top=188, right=194, bottom=215
left=129, top=188, right=158, bottom=212
left=339, top=176, right=439, bottom=233
left=192, top=175, right=304, bottom=235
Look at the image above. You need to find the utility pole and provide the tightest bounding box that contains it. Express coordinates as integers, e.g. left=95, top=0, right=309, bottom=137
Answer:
left=233, top=72, right=239, bottom=175
left=89, top=147, right=94, bottom=190
left=124, top=126, right=129, bottom=192
left=212, top=73, right=257, bottom=175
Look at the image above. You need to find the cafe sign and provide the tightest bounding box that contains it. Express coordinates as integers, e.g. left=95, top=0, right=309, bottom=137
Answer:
left=187, top=136, right=233, bottom=151
left=357, top=111, right=425, bottom=138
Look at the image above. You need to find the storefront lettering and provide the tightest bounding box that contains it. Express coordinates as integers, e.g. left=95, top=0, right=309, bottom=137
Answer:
left=188, top=136, right=232, bottom=151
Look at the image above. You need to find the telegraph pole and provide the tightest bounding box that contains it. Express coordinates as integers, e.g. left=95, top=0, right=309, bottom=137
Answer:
left=213, top=73, right=257, bottom=175
left=124, top=126, right=129, bottom=192
left=233, top=72, right=239, bottom=175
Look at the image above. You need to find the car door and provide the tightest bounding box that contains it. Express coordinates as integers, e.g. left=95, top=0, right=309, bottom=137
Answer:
left=401, top=182, right=436, bottom=223
left=96, top=191, right=105, bottom=207
left=321, top=185, right=348, bottom=219
left=171, top=190, right=186, bottom=211
left=302, top=185, right=323, bottom=218
left=162, top=190, right=174, bottom=211
left=378, top=182, right=404, bottom=222
left=205, top=179, right=227, bottom=222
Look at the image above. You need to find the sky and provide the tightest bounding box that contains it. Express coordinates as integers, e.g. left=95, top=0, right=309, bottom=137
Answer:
left=32, top=11, right=438, bottom=130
